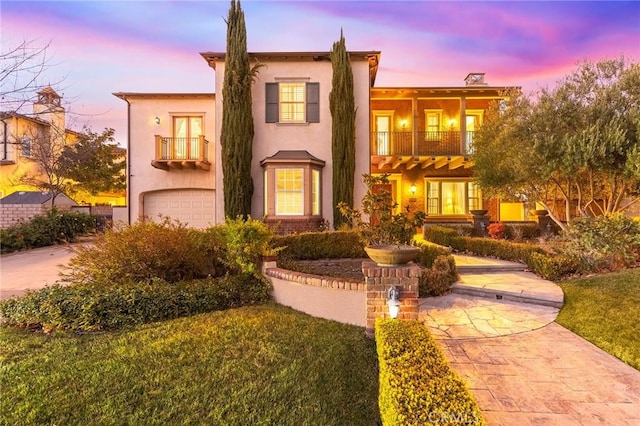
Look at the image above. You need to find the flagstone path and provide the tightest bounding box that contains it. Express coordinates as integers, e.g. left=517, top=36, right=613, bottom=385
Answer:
left=418, top=254, right=640, bottom=425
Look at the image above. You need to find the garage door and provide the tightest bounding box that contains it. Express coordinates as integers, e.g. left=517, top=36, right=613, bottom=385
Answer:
left=144, top=189, right=215, bottom=229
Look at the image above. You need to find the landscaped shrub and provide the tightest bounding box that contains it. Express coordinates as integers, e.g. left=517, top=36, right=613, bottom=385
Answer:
left=422, top=226, right=460, bottom=248
left=214, top=216, right=278, bottom=276
left=415, top=242, right=451, bottom=268
left=271, top=230, right=366, bottom=260
left=505, top=223, right=540, bottom=241
left=0, top=208, right=96, bottom=253
left=375, top=319, right=485, bottom=425
left=61, top=218, right=223, bottom=285
left=0, top=273, right=272, bottom=332
left=554, top=214, right=640, bottom=273
left=525, top=252, right=580, bottom=281
left=419, top=255, right=458, bottom=297
left=487, top=222, right=506, bottom=239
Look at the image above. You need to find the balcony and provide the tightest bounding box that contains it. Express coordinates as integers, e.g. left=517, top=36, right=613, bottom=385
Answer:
left=371, top=131, right=475, bottom=170
left=152, top=135, right=211, bottom=171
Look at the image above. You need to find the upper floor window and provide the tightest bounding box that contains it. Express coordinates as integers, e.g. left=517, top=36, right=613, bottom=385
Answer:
left=266, top=82, right=320, bottom=124
left=171, top=116, right=203, bottom=160
left=425, top=111, right=441, bottom=132
left=21, top=136, right=32, bottom=158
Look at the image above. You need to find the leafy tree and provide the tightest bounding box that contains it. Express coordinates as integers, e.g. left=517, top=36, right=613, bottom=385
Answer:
left=330, top=30, right=356, bottom=228
left=473, top=57, right=640, bottom=230
left=59, top=127, right=126, bottom=197
left=220, top=0, right=254, bottom=220
left=13, top=126, right=125, bottom=205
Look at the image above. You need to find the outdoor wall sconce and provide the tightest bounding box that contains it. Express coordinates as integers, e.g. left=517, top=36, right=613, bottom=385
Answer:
left=448, top=119, right=456, bottom=128
left=400, top=119, right=408, bottom=129
left=155, top=116, right=161, bottom=125
left=409, top=184, right=417, bottom=203
left=387, top=286, right=401, bottom=319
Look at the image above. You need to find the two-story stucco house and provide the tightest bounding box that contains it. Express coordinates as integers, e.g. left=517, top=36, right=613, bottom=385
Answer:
left=115, top=50, right=522, bottom=231
left=115, top=51, right=379, bottom=231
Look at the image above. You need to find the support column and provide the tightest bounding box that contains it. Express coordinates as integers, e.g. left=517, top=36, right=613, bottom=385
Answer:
left=362, top=260, right=421, bottom=338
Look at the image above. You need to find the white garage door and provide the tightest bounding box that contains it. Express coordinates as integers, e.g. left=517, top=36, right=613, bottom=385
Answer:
left=144, top=189, right=215, bottom=229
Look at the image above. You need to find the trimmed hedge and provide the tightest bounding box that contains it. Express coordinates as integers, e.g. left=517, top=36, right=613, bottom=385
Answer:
left=0, top=273, right=272, bottom=332
left=271, top=230, right=366, bottom=260
left=423, top=226, right=578, bottom=280
left=376, top=319, right=485, bottom=425
left=415, top=242, right=451, bottom=268
left=0, top=208, right=96, bottom=253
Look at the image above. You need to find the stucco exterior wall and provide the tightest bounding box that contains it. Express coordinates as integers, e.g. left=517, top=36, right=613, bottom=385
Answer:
left=121, top=94, right=215, bottom=224
left=213, top=56, right=372, bottom=227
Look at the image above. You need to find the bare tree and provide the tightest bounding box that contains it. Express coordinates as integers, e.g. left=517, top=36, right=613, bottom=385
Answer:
left=1, top=38, right=65, bottom=114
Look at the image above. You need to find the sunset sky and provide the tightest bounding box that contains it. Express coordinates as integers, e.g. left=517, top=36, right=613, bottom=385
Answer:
left=3, top=0, right=639, bottom=146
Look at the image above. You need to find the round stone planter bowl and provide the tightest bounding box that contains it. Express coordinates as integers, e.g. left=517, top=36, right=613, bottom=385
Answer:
left=469, top=209, right=489, bottom=216
left=530, top=209, right=549, bottom=216
left=364, top=244, right=421, bottom=267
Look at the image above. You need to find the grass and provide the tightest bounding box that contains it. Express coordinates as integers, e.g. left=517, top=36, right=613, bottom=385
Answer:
left=0, top=304, right=380, bottom=425
left=556, top=268, right=640, bottom=371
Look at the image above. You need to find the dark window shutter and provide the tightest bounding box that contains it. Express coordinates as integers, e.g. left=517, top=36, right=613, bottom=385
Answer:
left=266, top=83, right=279, bottom=123
left=306, top=82, right=319, bottom=123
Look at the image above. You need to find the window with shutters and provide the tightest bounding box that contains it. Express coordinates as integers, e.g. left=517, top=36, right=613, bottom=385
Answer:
left=266, top=82, right=320, bottom=124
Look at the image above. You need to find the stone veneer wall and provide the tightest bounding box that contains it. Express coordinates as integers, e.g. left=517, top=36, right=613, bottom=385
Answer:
left=263, top=259, right=420, bottom=337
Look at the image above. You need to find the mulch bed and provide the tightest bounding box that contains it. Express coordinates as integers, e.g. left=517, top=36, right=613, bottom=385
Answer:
left=280, top=258, right=368, bottom=282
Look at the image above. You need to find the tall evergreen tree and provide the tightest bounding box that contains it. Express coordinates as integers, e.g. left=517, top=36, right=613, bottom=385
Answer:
left=330, top=30, right=356, bottom=228
left=221, top=0, right=254, bottom=219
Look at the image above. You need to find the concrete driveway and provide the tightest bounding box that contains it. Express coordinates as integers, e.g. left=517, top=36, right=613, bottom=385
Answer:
left=0, top=241, right=92, bottom=300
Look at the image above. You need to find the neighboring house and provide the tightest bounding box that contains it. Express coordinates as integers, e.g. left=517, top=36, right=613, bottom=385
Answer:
left=0, top=190, right=78, bottom=207
left=115, top=50, right=522, bottom=230
left=0, top=87, right=126, bottom=207
left=0, top=190, right=78, bottom=229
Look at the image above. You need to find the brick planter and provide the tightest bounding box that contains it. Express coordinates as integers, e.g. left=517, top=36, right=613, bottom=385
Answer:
left=362, top=260, right=421, bottom=338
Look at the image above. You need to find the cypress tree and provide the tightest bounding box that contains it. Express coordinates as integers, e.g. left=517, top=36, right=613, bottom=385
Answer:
left=330, top=30, right=356, bottom=228
left=221, top=0, right=254, bottom=219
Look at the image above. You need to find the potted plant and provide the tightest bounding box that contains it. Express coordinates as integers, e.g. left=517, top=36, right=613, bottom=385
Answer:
left=338, top=174, right=426, bottom=266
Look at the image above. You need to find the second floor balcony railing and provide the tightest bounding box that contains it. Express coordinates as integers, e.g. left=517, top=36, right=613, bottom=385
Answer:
left=155, top=136, right=209, bottom=161
left=153, top=135, right=210, bottom=170
left=371, top=131, right=475, bottom=156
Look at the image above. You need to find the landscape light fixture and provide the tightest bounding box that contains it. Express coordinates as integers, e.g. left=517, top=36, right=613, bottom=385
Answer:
left=155, top=116, right=160, bottom=125
left=387, top=286, right=401, bottom=319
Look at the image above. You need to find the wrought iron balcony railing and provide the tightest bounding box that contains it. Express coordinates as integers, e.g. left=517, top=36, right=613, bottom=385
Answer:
left=371, top=131, right=475, bottom=156
left=152, top=135, right=210, bottom=170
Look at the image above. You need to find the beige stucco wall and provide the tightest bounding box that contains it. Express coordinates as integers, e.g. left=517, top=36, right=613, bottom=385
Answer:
left=264, top=262, right=366, bottom=327
left=213, top=56, right=372, bottom=227
left=120, top=94, right=215, bottom=224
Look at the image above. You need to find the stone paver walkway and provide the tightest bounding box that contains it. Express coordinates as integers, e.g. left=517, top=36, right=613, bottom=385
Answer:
left=419, top=254, right=640, bottom=425
left=439, top=324, right=640, bottom=425
left=419, top=294, right=559, bottom=339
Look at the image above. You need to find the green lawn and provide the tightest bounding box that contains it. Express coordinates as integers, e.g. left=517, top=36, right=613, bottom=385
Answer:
left=556, top=268, right=640, bottom=371
left=0, top=304, right=380, bottom=425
